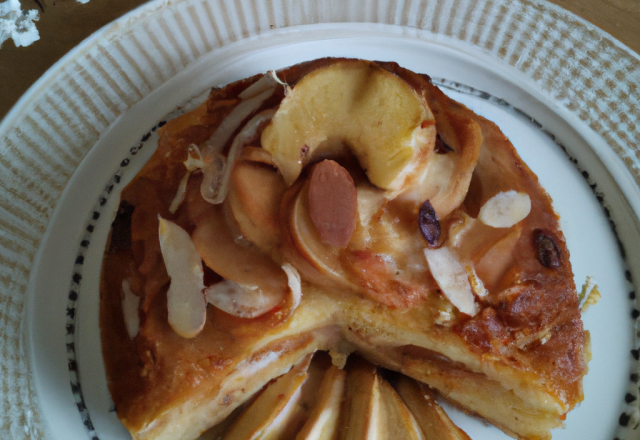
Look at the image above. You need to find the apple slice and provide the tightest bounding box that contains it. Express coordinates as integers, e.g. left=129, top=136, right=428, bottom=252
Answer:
left=199, top=397, right=258, bottom=440
left=191, top=204, right=288, bottom=312
left=157, top=217, right=207, bottom=338
left=227, top=158, right=287, bottom=256
left=338, top=357, right=381, bottom=440
left=474, top=225, right=522, bottom=290
left=349, top=184, right=387, bottom=249
left=238, top=145, right=276, bottom=166
left=295, top=364, right=347, bottom=440
left=261, top=59, right=436, bottom=192
left=224, top=355, right=312, bottom=440
left=395, top=84, right=483, bottom=219
left=284, top=180, right=357, bottom=290
left=394, top=376, right=471, bottom=440
left=356, top=184, right=386, bottom=226
left=447, top=212, right=522, bottom=291
left=378, top=377, right=424, bottom=440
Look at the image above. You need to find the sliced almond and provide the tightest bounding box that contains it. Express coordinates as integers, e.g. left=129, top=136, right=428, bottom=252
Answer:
left=474, top=225, right=522, bottom=290
left=121, top=279, right=140, bottom=339
left=282, top=262, right=302, bottom=313
left=198, top=77, right=278, bottom=204
left=204, top=280, right=280, bottom=319
left=424, top=247, right=479, bottom=317
left=158, top=217, right=207, bottom=338
left=465, top=265, right=488, bottom=299
left=238, top=73, right=279, bottom=100
left=478, top=190, right=531, bottom=228
left=203, top=108, right=276, bottom=205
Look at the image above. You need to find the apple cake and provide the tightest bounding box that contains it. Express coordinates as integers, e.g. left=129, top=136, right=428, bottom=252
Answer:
left=100, top=58, right=590, bottom=440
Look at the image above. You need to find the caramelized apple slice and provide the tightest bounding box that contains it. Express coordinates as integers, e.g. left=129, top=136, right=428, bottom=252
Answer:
left=378, top=377, right=424, bottom=440
left=285, top=176, right=430, bottom=308
left=284, top=180, right=356, bottom=290
left=349, top=184, right=387, bottom=249
left=338, top=357, right=381, bottom=440
left=394, top=376, right=471, bottom=440
left=238, top=145, right=276, bottom=166
left=227, top=159, right=287, bottom=256
left=356, top=184, right=386, bottom=225
left=199, top=399, right=257, bottom=440
left=224, top=355, right=312, bottom=440
left=448, top=212, right=522, bottom=291
left=191, top=204, right=288, bottom=310
left=296, top=364, right=347, bottom=440
left=397, top=110, right=482, bottom=219
left=474, top=225, right=522, bottom=290
left=363, top=62, right=484, bottom=219
left=261, top=59, right=436, bottom=192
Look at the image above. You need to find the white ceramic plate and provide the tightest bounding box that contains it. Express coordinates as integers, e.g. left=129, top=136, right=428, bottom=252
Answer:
left=1, top=1, right=639, bottom=439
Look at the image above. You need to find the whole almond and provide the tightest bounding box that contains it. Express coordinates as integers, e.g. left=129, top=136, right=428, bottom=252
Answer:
left=308, top=160, right=357, bottom=248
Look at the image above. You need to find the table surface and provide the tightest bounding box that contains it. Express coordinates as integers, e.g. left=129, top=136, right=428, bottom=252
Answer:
left=0, top=0, right=638, bottom=122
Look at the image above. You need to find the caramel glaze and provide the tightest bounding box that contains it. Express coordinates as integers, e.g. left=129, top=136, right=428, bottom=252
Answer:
left=100, top=58, right=588, bottom=434
left=455, top=110, right=586, bottom=407
left=376, top=61, right=587, bottom=407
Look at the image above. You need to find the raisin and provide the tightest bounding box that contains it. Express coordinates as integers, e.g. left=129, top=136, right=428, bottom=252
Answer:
left=300, top=144, right=310, bottom=161
left=435, top=134, right=454, bottom=154
left=108, top=201, right=134, bottom=253
left=534, top=229, right=561, bottom=268
left=419, top=200, right=440, bottom=247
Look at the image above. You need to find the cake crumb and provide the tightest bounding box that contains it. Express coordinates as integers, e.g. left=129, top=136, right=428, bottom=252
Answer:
left=579, top=276, right=601, bottom=313
left=328, top=349, right=349, bottom=369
